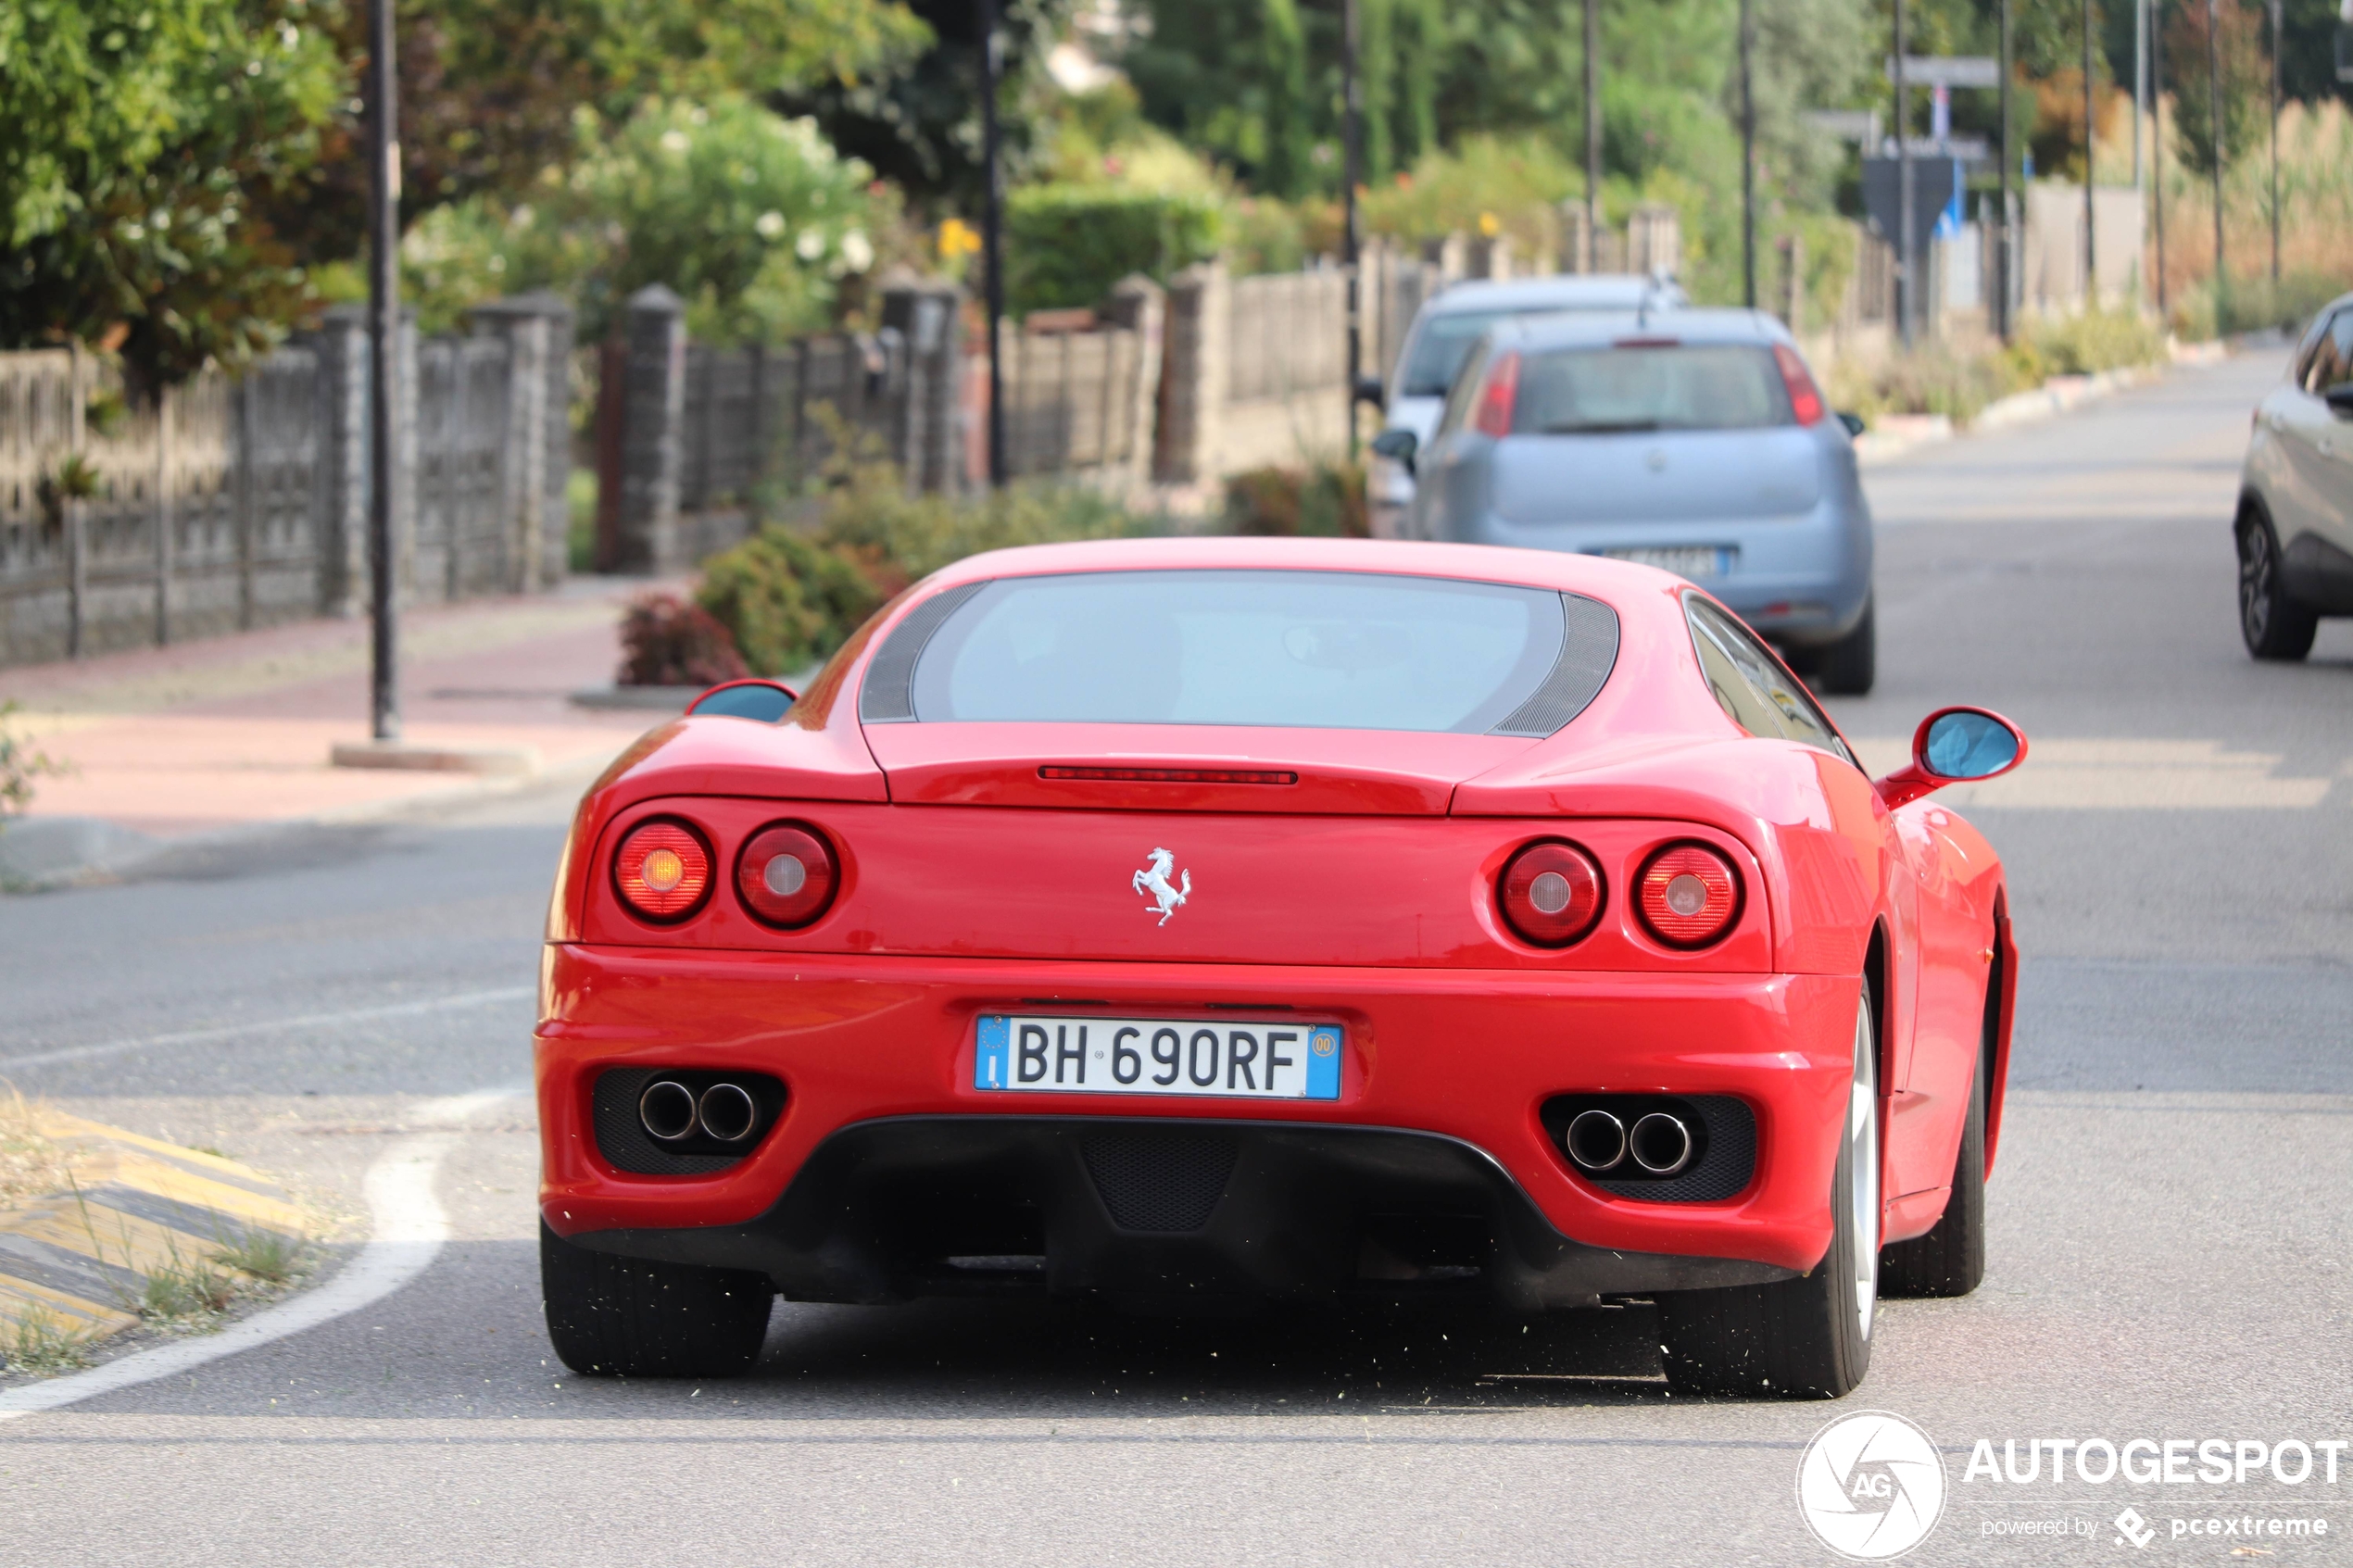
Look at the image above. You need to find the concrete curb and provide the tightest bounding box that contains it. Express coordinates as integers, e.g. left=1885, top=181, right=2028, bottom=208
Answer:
left=0, top=1111, right=307, bottom=1368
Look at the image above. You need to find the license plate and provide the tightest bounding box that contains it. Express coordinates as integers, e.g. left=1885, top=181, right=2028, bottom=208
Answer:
left=975, top=1015, right=1341, bottom=1099
left=1600, top=546, right=1735, bottom=579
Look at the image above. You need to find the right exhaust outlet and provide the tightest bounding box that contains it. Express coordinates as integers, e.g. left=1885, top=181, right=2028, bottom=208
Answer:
left=1628, top=1111, right=1694, bottom=1176
left=697, top=1082, right=759, bottom=1144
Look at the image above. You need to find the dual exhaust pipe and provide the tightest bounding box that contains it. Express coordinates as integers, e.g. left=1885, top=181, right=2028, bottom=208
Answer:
left=1566, top=1108, right=1694, bottom=1177
left=639, top=1079, right=761, bottom=1146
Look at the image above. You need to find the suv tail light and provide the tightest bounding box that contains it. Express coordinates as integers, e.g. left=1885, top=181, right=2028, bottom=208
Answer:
left=613, top=819, right=713, bottom=922
left=736, top=822, right=840, bottom=928
left=1772, top=343, right=1826, bottom=426
left=1636, top=843, right=1742, bottom=947
left=1474, top=352, right=1522, bottom=437
left=1498, top=840, right=1604, bottom=947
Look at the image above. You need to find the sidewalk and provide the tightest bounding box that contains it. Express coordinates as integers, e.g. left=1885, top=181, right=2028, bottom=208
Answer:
left=0, top=580, right=674, bottom=878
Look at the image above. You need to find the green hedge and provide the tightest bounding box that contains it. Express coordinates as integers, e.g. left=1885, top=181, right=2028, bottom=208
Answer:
left=1003, top=187, right=1224, bottom=315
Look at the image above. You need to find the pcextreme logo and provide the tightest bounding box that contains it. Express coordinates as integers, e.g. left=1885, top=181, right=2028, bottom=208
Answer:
left=1797, top=1410, right=1950, bottom=1560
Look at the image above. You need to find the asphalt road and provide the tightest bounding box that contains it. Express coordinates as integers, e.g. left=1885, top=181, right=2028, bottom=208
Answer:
left=3, top=349, right=2348, bottom=1567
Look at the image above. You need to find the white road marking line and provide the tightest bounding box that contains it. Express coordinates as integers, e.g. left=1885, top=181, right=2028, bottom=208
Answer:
left=0, top=986, right=536, bottom=1072
left=0, top=1085, right=525, bottom=1421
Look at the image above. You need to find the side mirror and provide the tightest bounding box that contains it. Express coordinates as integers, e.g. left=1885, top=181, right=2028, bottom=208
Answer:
left=1353, top=374, right=1386, bottom=408
left=1836, top=410, right=1868, bottom=437
left=1369, top=426, right=1418, bottom=474
left=686, top=678, right=799, bottom=721
left=2323, top=383, right=2353, bottom=419
left=1874, top=706, right=2027, bottom=810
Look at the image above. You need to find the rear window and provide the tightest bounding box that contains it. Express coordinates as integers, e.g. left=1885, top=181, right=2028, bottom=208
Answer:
left=862, top=570, right=1619, bottom=736
left=1512, top=345, right=1793, bottom=434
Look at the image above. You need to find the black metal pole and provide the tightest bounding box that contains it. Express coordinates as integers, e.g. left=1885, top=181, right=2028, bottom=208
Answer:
left=2208, top=0, right=2225, bottom=324
left=2154, top=0, right=2169, bottom=316
left=1740, top=0, right=1756, bottom=308
left=2084, top=0, right=2098, bottom=309
left=1342, top=0, right=1362, bottom=460
left=1894, top=0, right=1914, bottom=348
left=1999, top=0, right=2014, bottom=340
left=366, top=0, right=399, bottom=742
left=1584, top=0, right=1601, bottom=268
left=980, top=0, right=1007, bottom=489
left=2269, top=0, right=2282, bottom=284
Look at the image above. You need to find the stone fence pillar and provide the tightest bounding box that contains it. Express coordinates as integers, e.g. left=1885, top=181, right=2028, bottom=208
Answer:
left=880, top=276, right=966, bottom=495
left=469, top=292, right=575, bottom=589
left=1155, top=259, right=1228, bottom=485
left=1101, top=274, right=1164, bottom=494
left=611, top=285, right=687, bottom=574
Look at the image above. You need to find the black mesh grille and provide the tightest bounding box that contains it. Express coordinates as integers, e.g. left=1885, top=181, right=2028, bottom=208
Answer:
left=858, top=581, right=986, bottom=723
left=1490, top=592, right=1620, bottom=737
left=593, top=1068, right=763, bottom=1176
left=1081, top=1131, right=1239, bottom=1232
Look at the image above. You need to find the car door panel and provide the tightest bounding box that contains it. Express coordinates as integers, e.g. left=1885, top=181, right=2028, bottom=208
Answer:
left=1885, top=801, right=1994, bottom=1199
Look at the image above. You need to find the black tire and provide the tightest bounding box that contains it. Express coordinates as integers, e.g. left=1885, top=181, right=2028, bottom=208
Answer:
left=2237, top=511, right=2318, bottom=660
left=1658, top=985, right=1878, bottom=1399
left=541, top=1222, right=774, bottom=1377
left=1879, top=1052, right=1986, bottom=1298
left=1816, top=595, right=1876, bottom=696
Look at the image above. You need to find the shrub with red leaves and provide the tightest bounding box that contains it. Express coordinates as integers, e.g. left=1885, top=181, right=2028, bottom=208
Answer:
left=617, top=593, right=751, bottom=687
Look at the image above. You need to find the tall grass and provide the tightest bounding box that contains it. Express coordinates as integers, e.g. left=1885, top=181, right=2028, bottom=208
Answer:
left=2148, top=99, right=2353, bottom=334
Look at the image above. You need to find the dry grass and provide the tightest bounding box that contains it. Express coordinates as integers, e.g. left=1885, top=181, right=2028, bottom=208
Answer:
left=0, top=1084, right=71, bottom=1210
left=3, top=1303, right=97, bottom=1375
left=2148, top=99, right=2353, bottom=332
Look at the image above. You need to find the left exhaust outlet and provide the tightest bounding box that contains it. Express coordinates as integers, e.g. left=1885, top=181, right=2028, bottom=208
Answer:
left=638, top=1079, right=700, bottom=1142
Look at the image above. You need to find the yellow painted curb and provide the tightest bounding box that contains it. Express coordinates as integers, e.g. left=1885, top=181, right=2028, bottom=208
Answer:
left=1, top=1111, right=302, bottom=1361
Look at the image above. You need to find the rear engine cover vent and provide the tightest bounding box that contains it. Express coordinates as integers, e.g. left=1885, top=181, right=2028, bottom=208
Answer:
left=1081, top=1131, right=1239, bottom=1232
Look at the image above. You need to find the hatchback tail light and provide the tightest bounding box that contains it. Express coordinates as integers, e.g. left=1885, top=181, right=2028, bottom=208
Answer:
left=1474, top=352, right=1522, bottom=437
left=1636, top=843, right=1742, bottom=947
left=736, top=822, right=840, bottom=928
left=1498, top=840, right=1604, bottom=947
left=613, top=820, right=713, bottom=922
left=1772, top=343, right=1826, bottom=427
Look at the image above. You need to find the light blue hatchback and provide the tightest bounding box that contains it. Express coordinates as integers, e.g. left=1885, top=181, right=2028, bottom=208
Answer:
left=1382, top=308, right=1877, bottom=693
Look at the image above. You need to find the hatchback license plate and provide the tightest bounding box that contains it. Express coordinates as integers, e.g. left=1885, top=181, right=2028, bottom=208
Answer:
left=1601, top=546, right=1735, bottom=579
left=975, top=1015, right=1341, bottom=1099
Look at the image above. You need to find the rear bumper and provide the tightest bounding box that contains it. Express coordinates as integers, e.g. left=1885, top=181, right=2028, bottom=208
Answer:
left=537, top=947, right=1861, bottom=1298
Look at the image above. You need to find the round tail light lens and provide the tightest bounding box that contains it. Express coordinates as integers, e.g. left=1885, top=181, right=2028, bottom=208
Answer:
left=1498, top=840, right=1604, bottom=947
left=613, top=820, right=712, bottom=922
left=736, top=822, right=840, bottom=928
left=1636, top=843, right=1742, bottom=947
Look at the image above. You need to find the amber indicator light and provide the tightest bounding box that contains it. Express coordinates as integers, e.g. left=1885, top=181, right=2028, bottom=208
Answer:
left=613, top=820, right=712, bottom=922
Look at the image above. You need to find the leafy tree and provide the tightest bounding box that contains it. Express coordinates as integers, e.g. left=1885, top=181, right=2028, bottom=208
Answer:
left=2163, top=0, right=2271, bottom=173
left=0, top=0, right=346, bottom=389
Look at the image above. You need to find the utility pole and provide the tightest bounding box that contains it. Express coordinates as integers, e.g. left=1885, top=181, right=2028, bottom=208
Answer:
left=979, top=0, right=1007, bottom=488
left=2153, top=0, right=2169, bottom=315
left=2133, top=0, right=2146, bottom=192
left=2083, top=0, right=2098, bottom=311
left=366, top=0, right=399, bottom=742
left=1342, top=0, right=1363, bottom=460
left=1998, top=0, right=2015, bottom=340
left=1740, top=0, right=1756, bottom=308
left=2269, top=0, right=2283, bottom=283
left=1894, top=0, right=1914, bottom=348
left=2208, top=0, right=2225, bottom=324
left=1584, top=0, right=1602, bottom=270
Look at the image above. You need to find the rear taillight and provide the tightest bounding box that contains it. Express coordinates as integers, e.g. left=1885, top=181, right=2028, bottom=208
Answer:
left=613, top=819, right=713, bottom=922
left=1474, top=352, right=1522, bottom=437
left=1636, top=844, right=1742, bottom=947
left=1773, top=344, right=1826, bottom=426
left=736, top=822, right=840, bottom=928
left=1498, top=840, right=1604, bottom=947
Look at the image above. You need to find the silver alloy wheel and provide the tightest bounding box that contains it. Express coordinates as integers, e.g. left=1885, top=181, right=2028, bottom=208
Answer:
left=2240, top=522, right=2274, bottom=643
left=1850, top=997, right=1881, bottom=1341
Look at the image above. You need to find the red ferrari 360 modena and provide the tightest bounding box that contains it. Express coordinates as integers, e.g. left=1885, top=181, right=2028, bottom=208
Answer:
left=536, top=537, right=2024, bottom=1399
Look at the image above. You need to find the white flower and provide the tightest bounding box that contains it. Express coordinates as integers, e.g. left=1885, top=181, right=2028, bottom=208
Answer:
left=756, top=211, right=787, bottom=241
left=795, top=229, right=825, bottom=261
left=660, top=130, right=691, bottom=156
left=840, top=230, right=874, bottom=270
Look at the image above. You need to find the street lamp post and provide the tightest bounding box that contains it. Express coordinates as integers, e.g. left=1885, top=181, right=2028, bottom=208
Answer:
left=366, top=0, right=399, bottom=742
left=2154, top=0, right=2169, bottom=315
left=1894, top=0, right=1914, bottom=349
left=1341, top=0, right=1363, bottom=461
left=2083, top=0, right=2097, bottom=311
left=1999, top=0, right=2014, bottom=341
left=2208, top=0, right=2225, bottom=324
left=979, top=0, right=1007, bottom=489
left=1740, top=0, right=1756, bottom=309
left=2269, top=0, right=2282, bottom=284
left=1584, top=0, right=1601, bottom=270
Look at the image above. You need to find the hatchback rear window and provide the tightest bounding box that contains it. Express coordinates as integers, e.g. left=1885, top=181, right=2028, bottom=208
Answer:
left=1512, top=345, right=1793, bottom=434
left=862, top=570, right=1619, bottom=735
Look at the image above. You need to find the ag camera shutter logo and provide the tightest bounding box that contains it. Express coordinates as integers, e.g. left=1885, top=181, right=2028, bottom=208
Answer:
left=1796, top=1410, right=1949, bottom=1559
